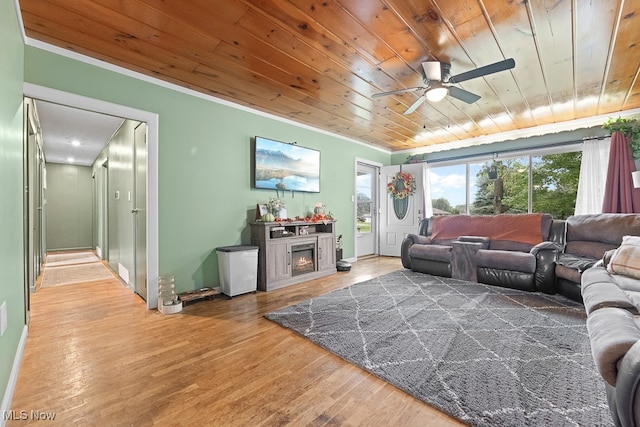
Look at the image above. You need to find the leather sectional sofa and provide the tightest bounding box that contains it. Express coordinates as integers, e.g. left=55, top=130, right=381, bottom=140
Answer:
left=401, top=213, right=640, bottom=301
left=581, top=242, right=640, bottom=427
left=401, top=213, right=561, bottom=294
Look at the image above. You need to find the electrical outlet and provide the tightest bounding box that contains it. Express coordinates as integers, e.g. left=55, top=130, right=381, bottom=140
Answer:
left=0, top=301, right=7, bottom=336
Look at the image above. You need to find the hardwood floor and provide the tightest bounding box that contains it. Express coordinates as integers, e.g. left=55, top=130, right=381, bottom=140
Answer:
left=9, top=255, right=464, bottom=426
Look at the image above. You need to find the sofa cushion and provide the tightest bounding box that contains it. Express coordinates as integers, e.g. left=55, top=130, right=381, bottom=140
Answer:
left=608, top=235, right=640, bottom=279
left=409, top=244, right=451, bottom=263
left=565, top=240, right=618, bottom=260
left=475, top=249, right=536, bottom=273
left=566, top=214, right=640, bottom=247
left=489, top=240, right=534, bottom=252
left=581, top=267, right=640, bottom=315
left=555, top=253, right=598, bottom=286
left=556, top=253, right=598, bottom=272
left=613, top=274, right=640, bottom=308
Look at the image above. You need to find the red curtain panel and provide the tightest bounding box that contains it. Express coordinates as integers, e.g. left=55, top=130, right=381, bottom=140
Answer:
left=602, top=131, right=640, bottom=213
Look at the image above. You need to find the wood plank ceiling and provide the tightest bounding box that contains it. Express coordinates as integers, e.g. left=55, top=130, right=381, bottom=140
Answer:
left=19, top=0, right=640, bottom=153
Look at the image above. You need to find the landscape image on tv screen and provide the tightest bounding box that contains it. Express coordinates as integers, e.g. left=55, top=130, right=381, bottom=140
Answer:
left=254, top=136, right=320, bottom=193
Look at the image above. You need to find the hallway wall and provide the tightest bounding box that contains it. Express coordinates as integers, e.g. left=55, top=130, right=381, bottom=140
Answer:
left=92, top=119, right=140, bottom=287
left=0, top=0, right=26, bottom=414
left=45, top=163, right=93, bottom=251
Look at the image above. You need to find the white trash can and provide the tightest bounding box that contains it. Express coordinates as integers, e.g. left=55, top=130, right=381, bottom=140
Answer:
left=216, top=245, right=259, bottom=297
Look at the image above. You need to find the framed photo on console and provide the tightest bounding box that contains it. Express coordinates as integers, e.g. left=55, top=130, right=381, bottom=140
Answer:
left=256, top=204, right=268, bottom=219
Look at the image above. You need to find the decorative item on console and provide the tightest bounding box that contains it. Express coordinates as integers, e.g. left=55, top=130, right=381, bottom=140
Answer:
left=258, top=199, right=334, bottom=223
left=267, top=197, right=287, bottom=219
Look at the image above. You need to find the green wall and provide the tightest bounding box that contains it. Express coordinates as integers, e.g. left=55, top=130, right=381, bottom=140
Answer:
left=24, top=46, right=390, bottom=292
left=0, top=0, right=26, bottom=410
left=45, top=163, right=93, bottom=251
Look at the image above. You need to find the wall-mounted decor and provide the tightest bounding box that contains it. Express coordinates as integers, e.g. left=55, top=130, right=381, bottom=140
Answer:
left=387, top=170, right=416, bottom=220
left=253, top=136, right=320, bottom=193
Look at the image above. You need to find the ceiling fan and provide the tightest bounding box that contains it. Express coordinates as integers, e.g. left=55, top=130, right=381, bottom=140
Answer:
left=372, top=58, right=515, bottom=115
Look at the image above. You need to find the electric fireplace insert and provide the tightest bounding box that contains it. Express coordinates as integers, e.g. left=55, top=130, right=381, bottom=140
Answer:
left=291, top=242, right=316, bottom=276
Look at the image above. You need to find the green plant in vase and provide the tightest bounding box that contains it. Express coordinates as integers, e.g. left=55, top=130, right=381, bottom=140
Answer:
left=267, top=198, right=287, bottom=219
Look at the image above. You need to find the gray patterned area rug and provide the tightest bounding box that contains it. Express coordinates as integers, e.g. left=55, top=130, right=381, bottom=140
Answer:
left=265, top=270, right=613, bottom=427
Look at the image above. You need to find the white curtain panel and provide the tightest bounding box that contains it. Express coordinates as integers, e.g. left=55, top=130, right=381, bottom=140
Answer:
left=422, top=163, right=434, bottom=218
left=575, top=137, right=611, bottom=214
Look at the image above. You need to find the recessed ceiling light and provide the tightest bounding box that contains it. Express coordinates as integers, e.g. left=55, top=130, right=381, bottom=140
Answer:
left=67, top=157, right=74, bottom=163
left=71, top=140, right=80, bottom=146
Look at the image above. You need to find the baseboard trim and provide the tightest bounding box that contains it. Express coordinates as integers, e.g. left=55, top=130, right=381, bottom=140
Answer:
left=1, top=325, right=28, bottom=427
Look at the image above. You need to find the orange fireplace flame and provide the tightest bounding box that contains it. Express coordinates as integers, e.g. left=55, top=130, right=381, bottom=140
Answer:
left=296, top=256, right=313, bottom=268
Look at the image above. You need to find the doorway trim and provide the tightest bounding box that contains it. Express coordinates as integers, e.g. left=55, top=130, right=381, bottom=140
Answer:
left=354, top=157, right=382, bottom=261
left=24, top=82, right=160, bottom=309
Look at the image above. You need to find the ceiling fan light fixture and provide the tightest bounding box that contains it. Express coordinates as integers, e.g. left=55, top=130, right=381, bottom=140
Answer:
left=426, top=86, right=448, bottom=102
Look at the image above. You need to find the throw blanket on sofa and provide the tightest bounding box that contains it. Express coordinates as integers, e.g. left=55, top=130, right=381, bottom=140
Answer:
left=430, top=213, right=545, bottom=246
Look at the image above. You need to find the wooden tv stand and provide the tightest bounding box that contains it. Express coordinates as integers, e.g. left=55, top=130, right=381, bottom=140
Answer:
left=250, top=220, right=336, bottom=291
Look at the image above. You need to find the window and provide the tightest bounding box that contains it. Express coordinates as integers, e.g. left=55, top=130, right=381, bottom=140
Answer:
left=429, top=147, right=581, bottom=218
left=356, top=171, right=373, bottom=233
left=429, top=164, right=466, bottom=214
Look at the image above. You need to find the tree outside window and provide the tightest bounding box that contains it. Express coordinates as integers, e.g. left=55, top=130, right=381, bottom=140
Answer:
left=532, top=152, right=582, bottom=219
left=470, top=158, right=529, bottom=215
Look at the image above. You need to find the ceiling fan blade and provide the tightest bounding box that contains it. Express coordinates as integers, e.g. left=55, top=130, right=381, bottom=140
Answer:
left=448, top=58, right=515, bottom=84
left=448, top=86, right=481, bottom=104
left=403, top=95, right=426, bottom=115
left=422, top=61, right=442, bottom=82
left=371, top=86, right=426, bottom=98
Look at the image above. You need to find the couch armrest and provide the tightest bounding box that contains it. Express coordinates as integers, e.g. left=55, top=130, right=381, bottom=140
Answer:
left=455, top=235, right=490, bottom=249
left=530, top=241, right=562, bottom=255
left=531, top=241, right=560, bottom=294
left=611, top=340, right=640, bottom=427
left=401, top=234, right=432, bottom=269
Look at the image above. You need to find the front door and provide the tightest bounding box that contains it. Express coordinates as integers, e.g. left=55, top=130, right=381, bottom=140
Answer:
left=379, top=163, right=426, bottom=257
left=356, top=162, right=379, bottom=257
left=133, top=123, right=147, bottom=300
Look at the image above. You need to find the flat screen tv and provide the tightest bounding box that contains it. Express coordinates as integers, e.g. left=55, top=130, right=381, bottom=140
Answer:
left=254, top=136, right=320, bottom=193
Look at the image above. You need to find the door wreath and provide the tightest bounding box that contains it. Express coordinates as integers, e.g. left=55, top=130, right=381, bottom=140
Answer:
left=387, top=171, right=416, bottom=220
